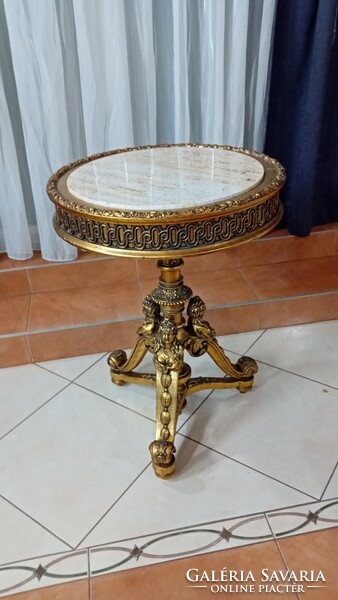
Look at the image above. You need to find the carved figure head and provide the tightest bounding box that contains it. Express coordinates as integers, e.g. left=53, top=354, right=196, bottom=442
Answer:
left=142, top=295, right=159, bottom=319
left=159, top=319, right=177, bottom=346
left=187, top=295, right=206, bottom=318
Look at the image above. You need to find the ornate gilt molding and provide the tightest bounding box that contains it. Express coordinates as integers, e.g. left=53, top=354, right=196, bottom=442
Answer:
left=47, top=143, right=285, bottom=222
left=54, top=193, right=281, bottom=256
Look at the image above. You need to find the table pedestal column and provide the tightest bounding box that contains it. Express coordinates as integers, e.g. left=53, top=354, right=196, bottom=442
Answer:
left=108, top=259, right=258, bottom=479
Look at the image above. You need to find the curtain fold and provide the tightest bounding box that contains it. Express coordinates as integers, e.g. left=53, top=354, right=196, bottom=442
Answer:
left=0, top=0, right=277, bottom=261
left=265, top=0, right=338, bottom=236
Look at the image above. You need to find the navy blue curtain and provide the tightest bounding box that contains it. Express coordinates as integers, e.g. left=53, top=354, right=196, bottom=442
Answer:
left=264, top=0, right=338, bottom=236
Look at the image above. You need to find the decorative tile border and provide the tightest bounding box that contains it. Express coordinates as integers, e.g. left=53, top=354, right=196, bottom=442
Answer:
left=1, top=500, right=337, bottom=597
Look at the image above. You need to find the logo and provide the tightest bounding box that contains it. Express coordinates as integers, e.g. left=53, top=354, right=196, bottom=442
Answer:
left=185, top=567, right=327, bottom=594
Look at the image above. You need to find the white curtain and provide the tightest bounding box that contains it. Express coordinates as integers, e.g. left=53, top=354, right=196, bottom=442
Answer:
left=0, top=0, right=277, bottom=262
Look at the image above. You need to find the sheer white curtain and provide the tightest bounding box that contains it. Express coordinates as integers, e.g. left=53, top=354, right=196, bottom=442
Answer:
left=0, top=0, right=277, bottom=262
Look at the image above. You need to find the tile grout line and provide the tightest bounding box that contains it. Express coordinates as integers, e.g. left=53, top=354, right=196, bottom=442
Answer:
left=35, top=352, right=109, bottom=382
left=245, top=357, right=338, bottom=391
left=2, top=291, right=338, bottom=342
left=2, top=497, right=337, bottom=571
left=241, top=328, right=267, bottom=355
left=320, top=460, right=338, bottom=501
left=87, top=548, right=92, bottom=600
left=0, top=495, right=75, bottom=557
left=75, top=463, right=151, bottom=550
left=0, top=381, right=73, bottom=443
left=72, top=380, right=157, bottom=424
left=85, top=498, right=330, bottom=548
left=177, top=432, right=319, bottom=501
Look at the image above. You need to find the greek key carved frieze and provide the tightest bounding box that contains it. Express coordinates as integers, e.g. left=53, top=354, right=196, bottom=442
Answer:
left=55, top=194, right=280, bottom=253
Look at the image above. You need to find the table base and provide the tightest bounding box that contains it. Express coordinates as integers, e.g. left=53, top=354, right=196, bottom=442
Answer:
left=108, top=259, right=258, bottom=479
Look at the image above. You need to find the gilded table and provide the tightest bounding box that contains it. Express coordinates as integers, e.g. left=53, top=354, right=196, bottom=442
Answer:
left=47, top=144, right=285, bottom=479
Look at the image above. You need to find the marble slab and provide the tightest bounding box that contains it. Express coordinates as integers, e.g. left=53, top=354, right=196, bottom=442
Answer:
left=67, top=146, right=264, bottom=211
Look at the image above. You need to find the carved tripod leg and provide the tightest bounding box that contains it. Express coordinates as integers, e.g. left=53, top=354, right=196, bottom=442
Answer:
left=149, top=365, right=180, bottom=479
left=108, top=338, right=149, bottom=386
left=206, top=339, right=258, bottom=391
left=108, top=294, right=160, bottom=386
left=185, top=295, right=258, bottom=394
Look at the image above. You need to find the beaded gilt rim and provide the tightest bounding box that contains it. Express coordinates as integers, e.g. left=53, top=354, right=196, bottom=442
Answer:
left=47, top=144, right=285, bottom=258
left=47, top=143, right=285, bottom=223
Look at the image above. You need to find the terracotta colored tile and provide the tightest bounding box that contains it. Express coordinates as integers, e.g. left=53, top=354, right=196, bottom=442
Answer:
left=76, top=248, right=108, bottom=261
left=207, top=303, right=261, bottom=336
left=7, top=579, right=89, bottom=599
left=311, top=221, right=338, bottom=233
left=137, top=258, right=159, bottom=281
left=0, top=335, right=31, bottom=367
left=28, top=319, right=142, bottom=362
left=260, top=292, right=338, bottom=329
left=27, top=282, right=143, bottom=331
left=138, top=276, right=159, bottom=298
left=0, top=270, right=31, bottom=296
left=263, top=228, right=291, bottom=239
left=278, top=528, right=338, bottom=599
left=136, top=250, right=239, bottom=282
left=241, top=256, right=338, bottom=300
left=91, top=540, right=298, bottom=599
left=0, top=295, right=30, bottom=335
left=26, top=251, right=57, bottom=267
left=0, top=254, right=27, bottom=270
left=28, top=258, right=137, bottom=293
left=335, top=232, right=338, bottom=255
left=186, top=269, right=258, bottom=307
left=238, top=232, right=337, bottom=267
left=26, top=250, right=99, bottom=266
left=182, top=248, right=239, bottom=273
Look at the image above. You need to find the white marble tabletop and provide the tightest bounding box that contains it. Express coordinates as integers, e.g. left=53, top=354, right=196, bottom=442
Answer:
left=67, top=146, right=264, bottom=211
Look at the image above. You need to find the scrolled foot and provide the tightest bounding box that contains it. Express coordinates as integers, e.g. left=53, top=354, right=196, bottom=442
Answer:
left=235, top=355, right=258, bottom=377
left=149, top=440, right=176, bottom=479
left=108, top=349, right=128, bottom=370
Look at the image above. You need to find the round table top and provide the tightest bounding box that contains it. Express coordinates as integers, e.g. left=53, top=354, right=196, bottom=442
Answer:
left=66, top=146, right=265, bottom=212
left=47, top=144, right=285, bottom=258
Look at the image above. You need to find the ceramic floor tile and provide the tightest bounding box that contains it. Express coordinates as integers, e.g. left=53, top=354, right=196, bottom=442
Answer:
left=277, top=528, right=338, bottom=599
left=216, top=331, right=264, bottom=355
left=259, top=292, right=338, bottom=329
left=0, top=364, right=69, bottom=439
left=90, top=540, right=298, bottom=600
left=0, top=384, right=155, bottom=547
left=0, top=270, right=31, bottom=297
left=89, top=513, right=272, bottom=576
left=37, top=353, right=106, bottom=381
left=0, top=295, right=30, bottom=335
left=0, top=550, right=88, bottom=598
left=322, top=464, right=338, bottom=499
left=3, top=579, right=90, bottom=599
left=0, top=335, right=31, bottom=368
left=266, top=499, right=338, bottom=541
left=248, top=320, right=338, bottom=387
left=186, top=268, right=258, bottom=306
left=28, top=320, right=142, bottom=363
left=179, top=362, right=338, bottom=498
left=75, top=334, right=261, bottom=423
left=238, top=231, right=337, bottom=266
left=80, top=433, right=309, bottom=549
left=28, top=283, right=142, bottom=331
left=0, top=497, right=70, bottom=567
left=241, top=256, right=338, bottom=299
left=27, top=257, right=136, bottom=292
